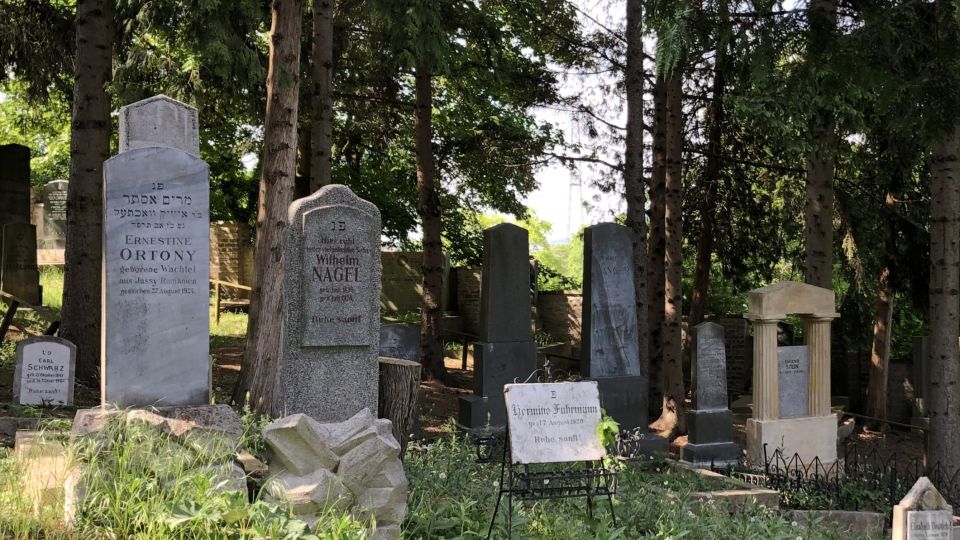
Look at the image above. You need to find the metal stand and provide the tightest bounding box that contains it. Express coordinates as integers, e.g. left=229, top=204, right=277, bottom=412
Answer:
left=478, top=430, right=619, bottom=539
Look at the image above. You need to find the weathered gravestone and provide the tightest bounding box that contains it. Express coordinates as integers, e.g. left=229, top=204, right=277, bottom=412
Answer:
left=1, top=222, right=41, bottom=304
left=504, top=381, right=605, bottom=464
left=892, top=477, right=953, bottom=540
left=458, top=223, right=538, bottom=430
left=778, top=345, right=809, bottom=418
left=912, top=336, right=931, bottom=429
left=119, top=95, right=200, bottom=156
left=102, top=97, right=210, bottom=407
left=0, top=144, right=31, bottom=226
left=13, top=336, right=76, bottom=406
left=681, top=322, right=740, bottom=466
left=40, top=180, right=68, bottom=249
left=277, top=184, right=381, bottom=422
left=379, top=323, right=420, bottom=362
left=580, top=222, right=664, bottom=455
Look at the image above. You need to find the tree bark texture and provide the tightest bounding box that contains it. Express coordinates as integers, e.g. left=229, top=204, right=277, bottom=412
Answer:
left=647, top=77, right=667, bottom=410
left=309, top=0, right=334, bottom=192
left=236, top=0, right=303, bottom=413
left=865, top=264, right=893, bottom=425
left=378, top=356, right=422, bottom=458
left=415, top=62, right=448, bottom=382
left=652, top=73, right=685, bottom=437
left=62, top=0, right=113, bottom=383
left=624, top=0, right=649, bottom=389
left=803, top=0, right=837, bottom=290
left=689, top=15, right=727, bottom=329
left=927, top=126, right=960, bottom=470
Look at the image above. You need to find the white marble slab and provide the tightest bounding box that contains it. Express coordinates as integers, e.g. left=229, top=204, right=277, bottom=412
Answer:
left=504, top=381, right=605, bottom=464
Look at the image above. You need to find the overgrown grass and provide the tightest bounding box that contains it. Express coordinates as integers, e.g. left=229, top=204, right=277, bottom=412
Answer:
left=40, top=266, right=64, bottom=312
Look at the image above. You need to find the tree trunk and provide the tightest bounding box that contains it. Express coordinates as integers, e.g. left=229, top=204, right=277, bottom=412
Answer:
left=927, top=126, right=960, bottom=470
left=61, top=0, right=113, bottom=384
left=803, top=0, right=837, bottom=290
left=234, top=0, right=303, bottom=413
left=624, top=0, right=648, bottom=389
left=647, top=77, right=667, bottom=412
left=378, top=356, right=422, bottom=458
left=415, top=61, right=448, bottom=382
left=689, top=11, right=727, bottom=329
left=652, top=73, right=685, bottom=437
left=865, top=264, right=893, bottom=427
left=309, top=0, right=334, bottom=192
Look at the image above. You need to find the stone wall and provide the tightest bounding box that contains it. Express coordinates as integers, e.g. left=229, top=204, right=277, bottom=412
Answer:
left=209, top=221, right=253, bottom=299
left=537, top=291, right=582, bottom=355
left=380, top=251, right=449, bottom=315
left=455, top=266, right=482, bottom=336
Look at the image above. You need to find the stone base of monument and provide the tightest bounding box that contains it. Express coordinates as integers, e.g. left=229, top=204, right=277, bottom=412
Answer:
left=458, top=395, right=507, bottom=432
left=746, top=414, right=837, bottom=469
left=686, top=409, right=734, bottom=444
left=592, top=375, right=649, bottom=431
left=680, top=441, right=742, bottom=467
left=458, top=340, right=537, bottom=430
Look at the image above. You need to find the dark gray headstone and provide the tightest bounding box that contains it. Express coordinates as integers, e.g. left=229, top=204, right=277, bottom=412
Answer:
left=692, top=322, right=728, bottom=410
left=13, top=336, right=76, bottom=406
left=912, top=336, right=930, bottom=400
left=778, top=345, right=809, bottom=418
left=458, top=223, right=537, bottom=430
left=479, top=223, right=532, bottom=343
left=581, top=223, right=641, bottom=378
left=0, top=144, right=31, bottom=226
left=1, top=222, right=40, bottom=304
left=379, top=323, right=420, bottom=362
left=41, top=180, right=68, bottom=249
left=102, top=147, right=210, bottom=407
left=278, top=184, right=381, bottom=422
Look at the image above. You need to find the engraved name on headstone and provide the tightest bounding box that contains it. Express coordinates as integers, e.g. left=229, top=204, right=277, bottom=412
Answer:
left=41, top=180, right=68, bottom=249
left=278, top=184, right=381, bottom=422
left=778, top=345, right=809, bottom=418
left=13, top=336, right=76, bottom=406
left=505, top=381, right=605, bottom=464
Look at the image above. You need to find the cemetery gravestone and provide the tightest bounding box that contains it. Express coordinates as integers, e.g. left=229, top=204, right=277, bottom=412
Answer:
left=892, top=477, right=953, bottom=540
left=681, top=322, right=740, bottom=466
left=504, top=381, right=605, bottom=464
left=1, top=222, right=41, bottom=304
left=581, top=223, right=651, bottom=433
left=41, top=180, right=68, bottom=249
left=103, top=148, right=209, bottom=407
left=778, top=345, right=809, bottom=418
left=278, top=184, right=381, bottom=422
left=119, top=95, right=200, bottom=156
left=0, top=144, right=31, bottom=226
left=13, top=336, right=76, bottom=406
left=379, top=323, right=420, bottom=362
left=458, top=223, right=538, bottom=430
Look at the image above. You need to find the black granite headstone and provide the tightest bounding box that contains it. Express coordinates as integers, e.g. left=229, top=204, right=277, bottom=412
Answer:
left=379, top=323, right=420, bottom=362
left=0, top=144, right=31, bottom=260
left=0, top=222, right=40, bottom=304
left=458, top=223, right=537, bottom=430
left=41, top=180, right=68, bottom=249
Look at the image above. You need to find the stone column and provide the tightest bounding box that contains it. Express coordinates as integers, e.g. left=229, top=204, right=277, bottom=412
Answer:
left=750, top=317, right=781, bottom=420
left=805, top=315, right=836, bottom=417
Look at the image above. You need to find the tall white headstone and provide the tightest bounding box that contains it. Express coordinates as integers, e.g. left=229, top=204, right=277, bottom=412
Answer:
left=102, top=96, right=210, bottom=407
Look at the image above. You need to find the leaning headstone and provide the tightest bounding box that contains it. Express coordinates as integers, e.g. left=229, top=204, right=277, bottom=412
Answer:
left=580, top=221, right=663, bottom=453
left=0, top=144, right=31, bottom=226
left=40, top=180, right=68, bottom=249
left=1, top=222, right=41, bottom=304
left=778, top=345, right=809, bottom=418
left=680, top=322, right=740, bottom=466
left=458, top=223, right=538, bottom=430
left=892, top=477, right=953, bottom=540
left=277, top=184, right=381, bottom=422
left=379, top=323, right=420, bottom=362
left=102, top=98, right=210, bottom=407
left=119, top=95, right=200, bottom=156
left=13, top=336, right=76, bottom=406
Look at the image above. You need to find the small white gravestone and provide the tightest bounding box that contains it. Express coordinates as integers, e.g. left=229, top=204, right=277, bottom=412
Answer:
left=119, top=95, right=200, bottom=157
left=13, top=336, right=76, bottom=406
left=892, top=477, right=954, bottom=540
left=504, top=381, right=605, bottom=465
